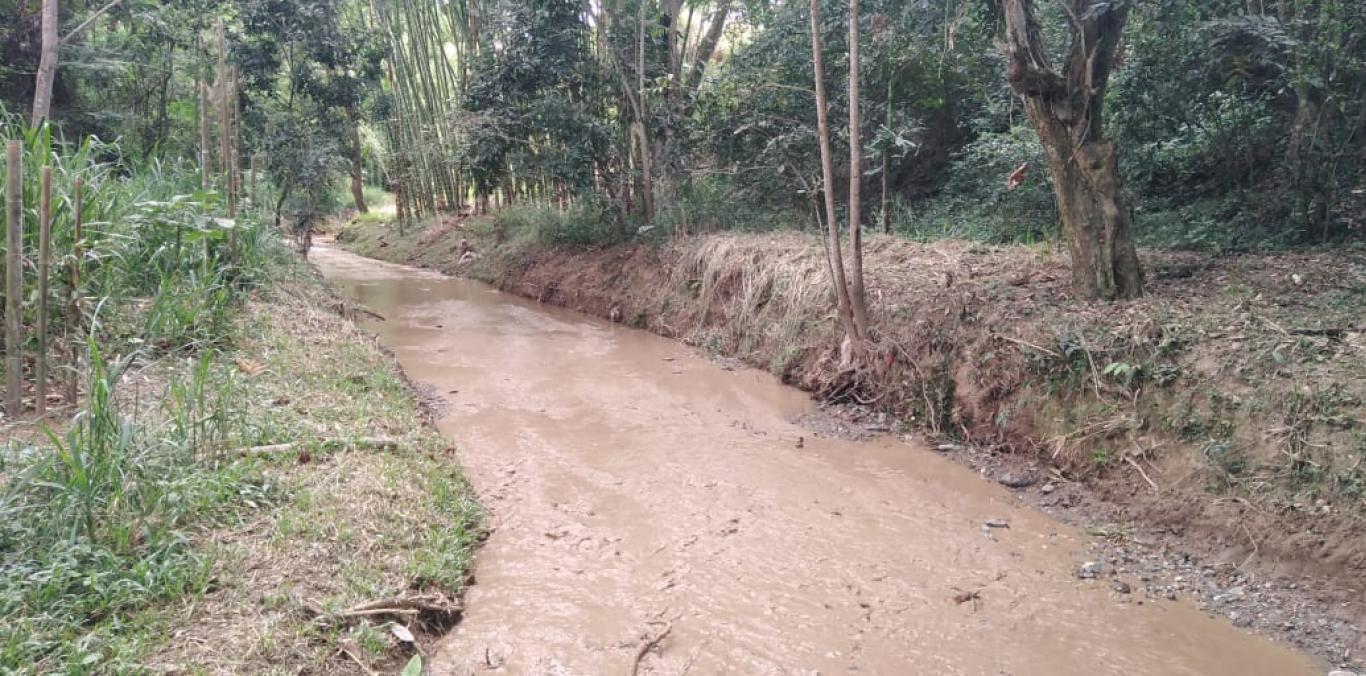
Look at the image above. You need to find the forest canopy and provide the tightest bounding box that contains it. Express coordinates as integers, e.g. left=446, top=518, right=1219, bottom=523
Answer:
left=2, top=0, right=1362, bottom=254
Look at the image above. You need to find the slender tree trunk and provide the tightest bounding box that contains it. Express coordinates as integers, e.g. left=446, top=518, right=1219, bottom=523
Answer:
left=881, top=77, right=893, bottom=234
left=348, top=109, right=368, bottom=213
left=846, top=0, right=869, bottom=335
left=810, top=0, right=860, bottom=346
left=5, top=141, right=23, bottom=416
left=198, top=38, right=211, bottom=190
left=31, top=0, right=59, bottom=126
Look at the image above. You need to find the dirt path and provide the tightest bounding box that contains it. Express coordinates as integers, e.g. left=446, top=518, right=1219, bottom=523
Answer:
left=314, top=244, right=1317, bottom=676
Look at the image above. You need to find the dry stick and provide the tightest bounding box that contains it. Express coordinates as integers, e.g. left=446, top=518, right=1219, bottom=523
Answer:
left=996, top=333, right=1061, bottom=358
left=1124, top=455, right=1159, bottom=492
left=66, top=176, right=83, bottom=406
left=36, top=167, right=52, bottom=416
left=631, top=622, right=673, bottom=676
left=4, top=141, right=22, bottom=417
left=235, top=436, right=399, bottom=457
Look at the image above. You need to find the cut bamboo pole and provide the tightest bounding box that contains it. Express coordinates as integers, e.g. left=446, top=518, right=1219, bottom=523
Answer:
left=5, top=141, right=22, bottom=417
left=36, top=167, right=51, bottom=417
left=66, top=175, right=83, bottom=406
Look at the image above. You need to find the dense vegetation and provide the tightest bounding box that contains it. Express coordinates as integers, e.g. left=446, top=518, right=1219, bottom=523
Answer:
left=1, top=1, right=477, bottom=671
left=0, top=0, right=1362, bottom=667
left=7, top=0, right=1362, bottom=256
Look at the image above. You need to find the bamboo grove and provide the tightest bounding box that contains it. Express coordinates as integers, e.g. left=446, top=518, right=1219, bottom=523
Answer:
left=371, top=0, right=736, bottom=227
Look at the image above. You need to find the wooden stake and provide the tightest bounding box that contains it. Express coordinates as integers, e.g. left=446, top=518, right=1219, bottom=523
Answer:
left=67, top=175, right=83, bottom=406
left=4, top=141, right=22, bottom=417
left=36, top=167, right=51, bottom=417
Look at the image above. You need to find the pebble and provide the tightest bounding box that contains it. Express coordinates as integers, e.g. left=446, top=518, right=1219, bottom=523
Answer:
left=1040, top=483, right=1056, bottom=494
left=1112, top=580, right=1132, bottom=594
left=998, top=473, right=1037, bottom=489
left=983, top=519, right=1010, bottom=529
left=1229, top=611, right=1253, bottom=628
left=1078, top=561, right=1103, bottom=579
left=1327, top=671, right=1358, bottom=676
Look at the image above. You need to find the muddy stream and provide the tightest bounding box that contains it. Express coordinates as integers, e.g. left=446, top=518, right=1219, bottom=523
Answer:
left=313, top=244, right=1316, bottom=675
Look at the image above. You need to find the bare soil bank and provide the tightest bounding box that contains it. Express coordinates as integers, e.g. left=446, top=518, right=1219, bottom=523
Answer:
left=337, top=216, right=1366, bottom=668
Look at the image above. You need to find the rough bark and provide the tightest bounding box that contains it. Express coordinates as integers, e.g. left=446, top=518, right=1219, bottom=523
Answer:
left=30, top=0, right=59, bottom=126
left=1001, top=0, right=1142, bottom=301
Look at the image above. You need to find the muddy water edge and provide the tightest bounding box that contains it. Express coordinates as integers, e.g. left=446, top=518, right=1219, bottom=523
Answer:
left=312, top=244, right=1318, bottom=675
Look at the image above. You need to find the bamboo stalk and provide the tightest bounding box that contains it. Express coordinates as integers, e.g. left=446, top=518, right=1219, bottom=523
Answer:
left=5, top=141, right=23, bottom=417
left=36, top=167, right=51, bottom=417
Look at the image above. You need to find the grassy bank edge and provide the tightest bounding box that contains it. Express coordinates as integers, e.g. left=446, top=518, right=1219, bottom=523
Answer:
left=2, top=257, right=483, bottom=674
left=137, top=264, right=485, bottom=675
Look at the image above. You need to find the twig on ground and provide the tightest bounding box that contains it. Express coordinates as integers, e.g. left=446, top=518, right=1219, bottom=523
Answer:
left=1124, top=455, right=1160, bottom=492
left=1239, top=523, right=1261, bottom=570
left=995, top=333, right=1061, bottom=358
left=630, top=621, right=673, bottom=676
left=315, top=593, right=462, bottom=627
left=338, top=641, right=379, bottom=676
left=235, top=436, right=398, bottom=457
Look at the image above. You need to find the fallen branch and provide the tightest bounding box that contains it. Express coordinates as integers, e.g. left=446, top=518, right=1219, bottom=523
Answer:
left=631, top=621, right=673, bottom=676
left=995, top=333, right=1061, bottom=359
left=1288, top=327, right=1348, bottom=338
left=314, top=593, right=462, bottom=628
left=236, top=436, right=398, bottom=457
left=1124, top=455, right=1159, bottom=492
left=330, top=301, right=386, bottom=322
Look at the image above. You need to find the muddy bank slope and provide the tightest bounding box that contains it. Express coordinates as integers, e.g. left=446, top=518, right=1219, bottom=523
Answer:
left=337, top=217, right=1365, bottom=659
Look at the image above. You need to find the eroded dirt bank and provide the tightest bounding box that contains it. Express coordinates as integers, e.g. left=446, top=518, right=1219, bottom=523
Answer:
left=314, top=243, right=1321, bottom=674
left=335, top=218, right=1366, bottom=668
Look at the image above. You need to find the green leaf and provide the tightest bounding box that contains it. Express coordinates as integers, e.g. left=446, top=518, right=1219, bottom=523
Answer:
left=401, top=655, right=423, bottom=676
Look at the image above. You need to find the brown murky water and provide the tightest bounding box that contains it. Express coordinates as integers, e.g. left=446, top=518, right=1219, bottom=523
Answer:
left=313, top=244, right=1316, bottom=676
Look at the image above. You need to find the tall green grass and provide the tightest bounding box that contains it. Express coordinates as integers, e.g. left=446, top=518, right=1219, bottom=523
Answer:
left=0, top=119, right=288, bottom=671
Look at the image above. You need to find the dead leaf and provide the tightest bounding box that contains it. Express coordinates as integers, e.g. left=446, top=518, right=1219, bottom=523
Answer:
left=391, top=622, right=415, bottom=644
left=235, top=358, right=266, bottom=375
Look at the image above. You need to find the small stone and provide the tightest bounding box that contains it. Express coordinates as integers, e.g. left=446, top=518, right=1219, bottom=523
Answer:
left=998, top=473, right=1037, bottom=489
left=1327, top=670, right=1358, bottom=676
left=1078, top=561, right=1103, bottom=579
left=983, top=519, right=1010, bottom=529
left=1229, top=611, right=1252, bottom=628
left=1040, top=483, right=1056, bottom=494
left=1164, top=589, right=1178, bottom=601
left=936, top=443, right=961, bottom=452
left=1112, top=580, right=1132, bottom=594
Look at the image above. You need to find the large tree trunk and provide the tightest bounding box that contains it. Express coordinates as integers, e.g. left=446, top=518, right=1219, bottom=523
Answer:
left=1038, top=127, right=1142, bottom=300
left=1001, top=0, right=1142, bottom=301
left=30, top=0, right=59, bottom=126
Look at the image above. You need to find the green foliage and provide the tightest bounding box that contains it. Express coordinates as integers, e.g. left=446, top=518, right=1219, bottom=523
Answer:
left=493, top=202, right=628, bottom=250
left=0, top=340, right=273, bottom=670
left=0, top=127, right=288, bottom=672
